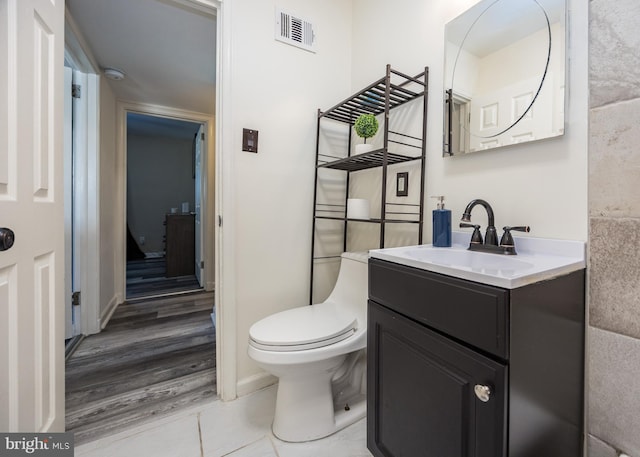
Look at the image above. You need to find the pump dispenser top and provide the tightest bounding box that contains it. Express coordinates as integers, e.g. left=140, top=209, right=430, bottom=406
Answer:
left=431, top=195, right=452, bottom=247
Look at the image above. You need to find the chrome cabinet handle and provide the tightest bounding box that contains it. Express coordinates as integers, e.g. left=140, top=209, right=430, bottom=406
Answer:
left=474, top=384, right=491, bottom=402
left=0, top=227, right=15, bottom=251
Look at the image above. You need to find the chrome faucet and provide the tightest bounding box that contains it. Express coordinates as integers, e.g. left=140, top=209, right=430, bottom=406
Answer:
left=460, top=199, right=498, bottom=246
left=459, top=199, right=530, bottom=255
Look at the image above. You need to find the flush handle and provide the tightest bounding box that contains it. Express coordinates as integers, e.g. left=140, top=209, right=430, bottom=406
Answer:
left=474, top=384, right=491, bottom=402
left=0, top=227, right=15, bottom=251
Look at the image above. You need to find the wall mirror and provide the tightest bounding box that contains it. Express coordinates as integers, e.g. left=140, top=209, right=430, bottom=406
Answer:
left=443, top=0, right=566, bottom=156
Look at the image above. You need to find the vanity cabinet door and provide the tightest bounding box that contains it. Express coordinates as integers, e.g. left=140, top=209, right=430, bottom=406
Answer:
left=367, top=301, right=507, bottom=457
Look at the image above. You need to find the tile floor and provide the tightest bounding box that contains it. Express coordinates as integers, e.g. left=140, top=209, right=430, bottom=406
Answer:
left=75, top=385, right=373, bottom=457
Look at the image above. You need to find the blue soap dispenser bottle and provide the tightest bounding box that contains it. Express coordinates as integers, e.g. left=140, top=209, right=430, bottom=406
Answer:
left=431, top=195, right=452, bottom=247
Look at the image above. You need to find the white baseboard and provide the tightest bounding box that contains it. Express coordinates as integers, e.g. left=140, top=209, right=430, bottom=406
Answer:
left=145, top=251, right=165, bottom=259
left=236, top=372, right=277, bottom=398
left=100, top=295, right=120, bottom=330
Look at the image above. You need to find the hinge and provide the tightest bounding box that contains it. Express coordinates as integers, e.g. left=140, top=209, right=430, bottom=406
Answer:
left=218, top=215, right=222, bottom=227
left=200, top=261, right=205, bottom=269
left=201, top=132, right=205, bottom=141
left=72, top=291, right=81, bottom=307
left=72, top=84, right=81, bottom=99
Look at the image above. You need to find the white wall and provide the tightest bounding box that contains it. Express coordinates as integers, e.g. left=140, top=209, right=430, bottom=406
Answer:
left=475, top=23, right=564, bottom=95
left=229, top=0, right=588, bottom=393
left=127, top=133, right=195, bottom=254
left=445, top=45, right=478, bottom=97
left=351, top=0, right=588, bottom=242
left=230, top=0, right=353, bottom=385
left=99, top=78, right=119, bottom=317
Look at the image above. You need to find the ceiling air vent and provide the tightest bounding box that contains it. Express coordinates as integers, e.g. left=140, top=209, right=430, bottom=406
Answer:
left=275, top=8, right=316, bottom=53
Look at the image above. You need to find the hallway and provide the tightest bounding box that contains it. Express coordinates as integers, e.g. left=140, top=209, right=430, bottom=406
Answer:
left=65, top=290, right=216, bottom=444
left=126, top=257, right=202, bottom=299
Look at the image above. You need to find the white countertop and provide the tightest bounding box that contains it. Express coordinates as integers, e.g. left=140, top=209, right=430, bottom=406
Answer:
left=369, top=232, right=586, bottom=289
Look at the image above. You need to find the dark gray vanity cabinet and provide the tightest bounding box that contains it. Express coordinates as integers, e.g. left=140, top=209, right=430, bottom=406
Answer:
left=367, top=258, right=585, bottom=457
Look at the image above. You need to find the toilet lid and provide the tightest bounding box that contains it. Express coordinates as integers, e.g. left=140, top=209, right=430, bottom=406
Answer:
left=249, top=303, right=358, bottom=352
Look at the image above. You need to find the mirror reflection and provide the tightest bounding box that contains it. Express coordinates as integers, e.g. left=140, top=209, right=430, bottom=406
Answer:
left=444, top=0, right=566, bottom=156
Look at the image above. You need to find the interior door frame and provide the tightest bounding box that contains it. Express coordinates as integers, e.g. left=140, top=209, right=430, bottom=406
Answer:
left=65, top=0, right=236, bottom=401
left=114, top=0, right=237, bottom=401
left=64, top=66, right=74, bottom=339
left=116, top=102, right=215, bottom=294
left=173, top=0, right=236, bottom=401
left=63, top=68, right=99, bottom=339
left=212, top=0, right=238, bottom=401
left=64, top=16, right=102, bottom=336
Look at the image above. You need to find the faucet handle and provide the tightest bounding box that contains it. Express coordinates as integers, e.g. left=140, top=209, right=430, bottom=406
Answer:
left=460, top=223, right=483, bottom=244
left=506, top=226, right=530, bottom=233
left=500, top=226, right=530, bottom=247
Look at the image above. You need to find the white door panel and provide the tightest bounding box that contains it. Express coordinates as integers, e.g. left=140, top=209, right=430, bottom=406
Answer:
left=469, top=74, right=554, bottom=152
left=0, top=0, right=65, bottom=432
left=194, top=125, right=204, bottom=286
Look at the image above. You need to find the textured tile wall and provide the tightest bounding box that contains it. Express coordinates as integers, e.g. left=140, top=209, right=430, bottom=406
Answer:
left=589, top=99, right=640, bottom=219
left=589, top=1, right=640, bottom=456
left=589, top=327, right=640, bottom=456
left=589, top=0, right=640, bottom=108
left=589, top=217, right=640, bottom=339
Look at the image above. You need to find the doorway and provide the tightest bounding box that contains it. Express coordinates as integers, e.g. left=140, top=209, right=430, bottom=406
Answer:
left=125, top=112, right=204, bottom=299
left=118, top=103, right=215, bottom=302
left=63, top=0, right=222, bottom=435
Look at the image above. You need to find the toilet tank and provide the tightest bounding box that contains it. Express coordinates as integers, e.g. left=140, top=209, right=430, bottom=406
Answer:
left=324, top=252, right=369, bottom=319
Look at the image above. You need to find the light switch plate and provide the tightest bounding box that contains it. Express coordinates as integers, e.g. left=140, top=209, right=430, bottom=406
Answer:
left=396, top=172, right=408, bottom=197
left=242, top=128, right=258, bottom=153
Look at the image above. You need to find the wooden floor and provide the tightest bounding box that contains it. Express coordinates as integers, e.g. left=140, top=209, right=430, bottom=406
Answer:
left=126, top=257, right=202, bottom=299
left=66, top=290, right=216, bottom=445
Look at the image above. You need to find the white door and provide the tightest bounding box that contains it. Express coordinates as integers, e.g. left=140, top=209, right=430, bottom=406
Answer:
left=0, top=0, right=65, bottom=432
left=469, top=75, right=554, bottom=152
left=194, top=125, right=204, bottom=286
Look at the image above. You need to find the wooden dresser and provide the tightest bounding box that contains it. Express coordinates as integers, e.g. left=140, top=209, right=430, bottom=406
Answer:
left=165, top=213, right=195, bottom=277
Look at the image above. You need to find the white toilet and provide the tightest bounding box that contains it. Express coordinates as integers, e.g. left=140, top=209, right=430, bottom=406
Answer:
left=248, top=251, right=369, bottom=442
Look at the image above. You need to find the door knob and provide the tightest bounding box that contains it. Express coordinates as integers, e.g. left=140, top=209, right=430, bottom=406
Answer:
left=474, top=384, right=491, bottom=402
left=0, top=227, right=15, bottom=251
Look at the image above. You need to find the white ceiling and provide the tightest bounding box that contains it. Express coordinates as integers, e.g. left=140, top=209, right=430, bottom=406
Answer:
left=446, top=0, right=565, bottom=57
left=67, top=0, right=217, bottom=116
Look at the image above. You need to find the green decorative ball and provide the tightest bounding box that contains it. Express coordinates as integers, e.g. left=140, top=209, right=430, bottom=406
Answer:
left=354, top=114, right=379, bottom=140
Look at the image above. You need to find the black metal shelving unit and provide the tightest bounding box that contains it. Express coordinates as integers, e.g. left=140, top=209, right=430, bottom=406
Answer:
left=310, top=64, right=429, bottom=304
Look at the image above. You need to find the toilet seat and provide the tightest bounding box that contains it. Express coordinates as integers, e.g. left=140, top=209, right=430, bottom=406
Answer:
left=249, top=303, right=358, bottom=352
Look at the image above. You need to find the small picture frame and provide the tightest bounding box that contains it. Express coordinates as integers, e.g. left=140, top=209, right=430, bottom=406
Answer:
left=396, top=172, right=408, bottom=197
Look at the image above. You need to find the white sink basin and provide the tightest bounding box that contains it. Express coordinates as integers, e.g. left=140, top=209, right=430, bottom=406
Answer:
left=404, top=247, right=534, bottom=274
left=369, top=232, right=585, bottom=289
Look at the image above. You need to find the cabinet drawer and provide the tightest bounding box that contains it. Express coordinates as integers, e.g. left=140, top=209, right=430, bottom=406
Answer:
left=369, top=258, right=509, bottom=359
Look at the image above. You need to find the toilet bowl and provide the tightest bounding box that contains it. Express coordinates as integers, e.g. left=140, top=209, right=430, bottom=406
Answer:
left=248, top=251, right=369, bottom=442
